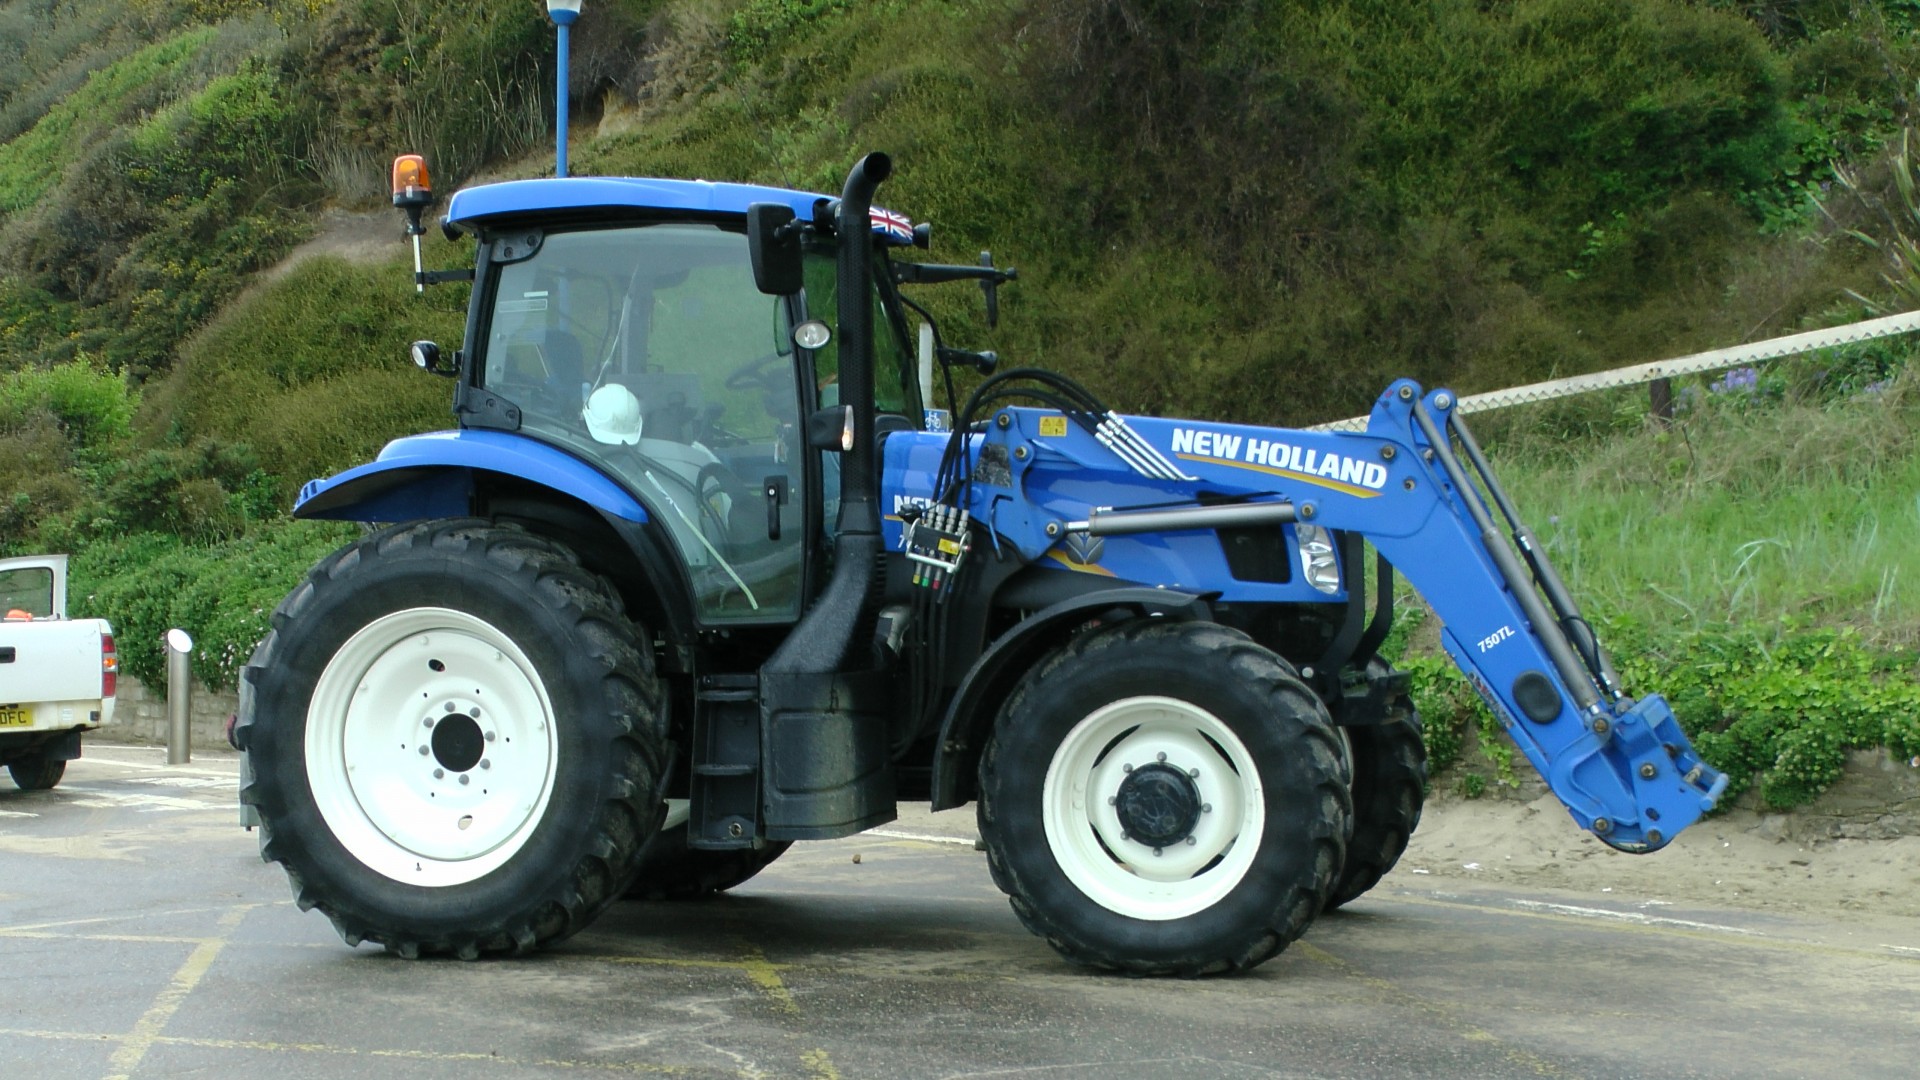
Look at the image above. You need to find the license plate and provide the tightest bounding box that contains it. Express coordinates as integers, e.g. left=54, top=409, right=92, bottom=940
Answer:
left=0, top=705, right=31, bottom=727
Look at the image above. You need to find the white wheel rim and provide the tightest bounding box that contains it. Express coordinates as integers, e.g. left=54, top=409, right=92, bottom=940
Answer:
left=1041, top=695, right=1264, bottom=921
left=306, top=607, right=559, bottom=886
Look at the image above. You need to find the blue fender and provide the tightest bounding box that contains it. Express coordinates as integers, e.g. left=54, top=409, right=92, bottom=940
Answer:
left=294, top=429, right=649, bottom=524
left=928, top=586, right=1212, bottom=811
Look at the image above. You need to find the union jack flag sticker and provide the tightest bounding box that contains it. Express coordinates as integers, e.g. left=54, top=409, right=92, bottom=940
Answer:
left=869, top=206, right=916, bottom=245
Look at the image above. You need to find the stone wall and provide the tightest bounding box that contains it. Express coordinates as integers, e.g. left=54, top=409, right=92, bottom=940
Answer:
left=95, top=673, right=239, bottom=753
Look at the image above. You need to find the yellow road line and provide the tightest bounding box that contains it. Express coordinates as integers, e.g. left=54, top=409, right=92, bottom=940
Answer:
left=102, top=905, right=253, bottom=1080
left=1, top=1028, right=713, bottom=1075
left=0, top=931, right=205, bottom=944
left=735, top=942, right=797, bottom=1015
left=799, top=1048, right=841, bottom=1080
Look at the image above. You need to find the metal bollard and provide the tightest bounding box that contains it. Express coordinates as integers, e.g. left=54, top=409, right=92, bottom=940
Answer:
left=165, top=628, right=194, bottom=765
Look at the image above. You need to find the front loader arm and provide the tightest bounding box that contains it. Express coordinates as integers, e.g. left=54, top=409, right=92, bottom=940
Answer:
left=955, top=380, right=1726, bottom=850
left=1355, top=383, right=1727, bottom=849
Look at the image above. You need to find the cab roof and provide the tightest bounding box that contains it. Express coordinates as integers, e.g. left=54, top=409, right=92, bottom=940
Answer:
left=445, top=177, right=823, bottom=227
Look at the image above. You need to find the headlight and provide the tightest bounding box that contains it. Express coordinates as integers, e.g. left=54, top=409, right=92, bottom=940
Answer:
left=1295, top=524, right=1341, bottom=595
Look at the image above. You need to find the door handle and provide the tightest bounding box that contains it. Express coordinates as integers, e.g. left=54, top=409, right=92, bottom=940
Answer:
left=764, top=475, right=790, bottom=540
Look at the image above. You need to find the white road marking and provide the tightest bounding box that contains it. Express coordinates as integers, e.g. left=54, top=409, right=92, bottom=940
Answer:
left=1509, top=898, right=1757, bottom=936
left=0, top=809, right=38, bottom=818
left=866, top=828, right=978, bottom=847
left=63, top=787, right=223, bottom=812
left=120, top=776, right=236, bottom=790
left=73, top=756, right=237, bottom=781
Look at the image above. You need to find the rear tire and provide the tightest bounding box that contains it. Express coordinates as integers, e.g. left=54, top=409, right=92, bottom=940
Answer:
left=624, top=822, right=790, bottom=900
left=235, top=520, right=667, bottom=958
left=977, top=620, right=1349, bottom=976
left=6, top=753, right=65, bottom=791
left=1324, top=664, right=1425, bottom=910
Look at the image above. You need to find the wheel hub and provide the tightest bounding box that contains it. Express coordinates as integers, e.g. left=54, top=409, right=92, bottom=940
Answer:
left=429, top=707, right=486, bottom=773
left=1114, top=762, right=1202, bottom=848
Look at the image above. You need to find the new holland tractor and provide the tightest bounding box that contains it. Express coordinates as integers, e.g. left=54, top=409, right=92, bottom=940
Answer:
left=234, top=152, right=1727, bottom=975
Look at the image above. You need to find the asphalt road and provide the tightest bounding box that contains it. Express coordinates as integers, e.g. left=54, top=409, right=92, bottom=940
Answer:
left=2, top=745, right=1916, bottom=1080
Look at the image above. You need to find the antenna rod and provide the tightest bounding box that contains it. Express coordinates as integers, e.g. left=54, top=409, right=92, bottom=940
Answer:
left=555, top=19, right=570, bottom=177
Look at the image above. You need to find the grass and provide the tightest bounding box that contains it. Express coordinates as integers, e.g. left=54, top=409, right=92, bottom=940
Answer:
left=0, top=27, right=216, bottom=212
left=1485, top=365, right=1920, bottom=647
left=138, top=250, right=468, bottom=503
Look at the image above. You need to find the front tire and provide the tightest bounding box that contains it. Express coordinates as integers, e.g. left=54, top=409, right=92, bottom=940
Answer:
left=978, top=620, right=1349, bottom=975
left=6, top=753, right=65, bottom=791
left=1325, top=662, right=1425, bottom=910
left=236, top=520, right=667, bottom=958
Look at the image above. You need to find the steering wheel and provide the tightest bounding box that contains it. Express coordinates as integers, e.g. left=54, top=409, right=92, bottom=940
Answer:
left=725, top=352, right=788, bottom=392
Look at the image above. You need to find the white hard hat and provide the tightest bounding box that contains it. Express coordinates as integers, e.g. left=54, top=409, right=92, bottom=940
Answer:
left=583, top=384, right=642, bottom=445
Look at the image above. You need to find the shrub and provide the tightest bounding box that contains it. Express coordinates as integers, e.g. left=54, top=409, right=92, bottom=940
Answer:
left=138, top=253, right=463, bottom=501
left=0, top=358, right=135, bottom=456
left=0, top=27, right=216, bottom=213
left=70, top=520, right=357, bottom=689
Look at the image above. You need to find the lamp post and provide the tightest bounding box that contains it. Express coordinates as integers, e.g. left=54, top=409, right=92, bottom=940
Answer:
left=547, top=0, right=582, bottom=178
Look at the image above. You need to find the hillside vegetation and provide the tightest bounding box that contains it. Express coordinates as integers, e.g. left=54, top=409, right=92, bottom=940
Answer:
left=2, top=0, right=1919, bottom=805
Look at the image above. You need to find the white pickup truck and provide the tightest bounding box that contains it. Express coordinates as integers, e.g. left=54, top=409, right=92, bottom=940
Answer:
left=0, top=555, right=116, bottom=791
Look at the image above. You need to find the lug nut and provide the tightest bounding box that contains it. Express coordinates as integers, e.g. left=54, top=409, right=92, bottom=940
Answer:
left=444, top=702, right=456, bottom=713
left=480, top=759, right=491, bottom=770
left=1152, top=847, right=1162, bottom=857
left=1639, top=763, right=1658, bottom=779
left=418, top=745, right=430, bottom=756
left=1186, top=836, right=1198, bottom=845
left=1123, top=763, right=1134, bottom=773
left=423, top=717, right=434, bottom=728
left=484, top=731, right=495, bottom=742
left=459, top=774, right=470, bottom=786
left=1156, top=752, right=1167, bottom=763
left=1188, top=768, right=1199, bottom=778
left=433, top=768, right=444, bottom=779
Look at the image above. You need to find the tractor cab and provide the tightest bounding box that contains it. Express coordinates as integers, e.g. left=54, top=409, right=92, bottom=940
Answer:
left=299, top=168, right=935, bottom=632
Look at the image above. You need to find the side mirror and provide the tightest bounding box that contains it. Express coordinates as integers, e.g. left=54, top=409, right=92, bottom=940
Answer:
left=747, top=203, right=804, bottom=295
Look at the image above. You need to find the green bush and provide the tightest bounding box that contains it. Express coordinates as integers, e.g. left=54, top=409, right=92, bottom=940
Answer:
left=138, top=253, right=463, bottom=502
left=1402, top=618, right=1920, bottom=811
left=0, top=27, right=216, bottom=212
left=70, top=520, right=357, bottom=689
left=0, top=358, right=135, bottom=456
left=1609, top=618, right=1920, bottom=808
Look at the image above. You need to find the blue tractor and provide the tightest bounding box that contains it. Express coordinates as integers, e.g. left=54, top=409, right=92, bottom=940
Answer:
left=235, top=153, right=1727, bottom=974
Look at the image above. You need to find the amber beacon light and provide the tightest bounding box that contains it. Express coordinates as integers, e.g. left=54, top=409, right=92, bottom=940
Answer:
left=391, top=154, right=436, bottom=291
